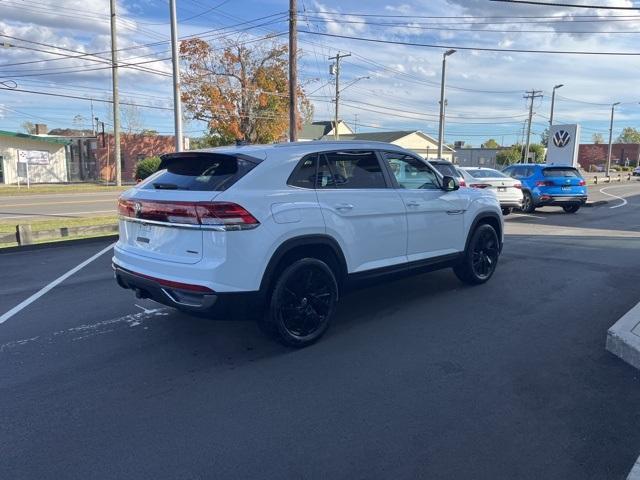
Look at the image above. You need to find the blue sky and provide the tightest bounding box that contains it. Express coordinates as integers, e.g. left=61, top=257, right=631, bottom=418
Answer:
left=2, top=0, right=640, bottom=146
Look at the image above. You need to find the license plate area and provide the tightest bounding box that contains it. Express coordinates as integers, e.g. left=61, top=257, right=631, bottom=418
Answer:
left=498, top=187, right=506, bottom=192
left=561, top=186, right=571, bottom=191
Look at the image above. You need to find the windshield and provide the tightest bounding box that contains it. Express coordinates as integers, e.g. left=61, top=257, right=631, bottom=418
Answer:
left=465, top=168, right=506, bottom=179
left=141, top=153, right=260, bottom=191
left=542, top=167, right=581, bottom=178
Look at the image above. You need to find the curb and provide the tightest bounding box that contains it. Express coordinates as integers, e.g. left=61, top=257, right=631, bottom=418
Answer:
left=606, top=301, right=640, bottom=371
left=606, top=302, right=640, bottom=480
left=584, top=200, right=608, bottom=207
left=629, top=458, right=640, bottom=480
left=0, top=234, right=118, bottom=254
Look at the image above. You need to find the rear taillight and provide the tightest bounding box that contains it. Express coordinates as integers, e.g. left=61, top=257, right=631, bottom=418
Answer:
left=195, top=202, right=259, bottom=229
left=514, top=183, right=522, bottom=189
left=117, top=199, right=259, bottom=230
left=579, top=179, right=586, bottom=186
left=458, top=178, right=466, bottom=187
left=536, top=180, right=554, bottom=187
left=469, top=183, right=492, bottom=189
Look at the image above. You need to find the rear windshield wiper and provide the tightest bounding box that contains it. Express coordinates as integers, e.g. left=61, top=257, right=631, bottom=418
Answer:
left=153, top=182, right=180, bottom=190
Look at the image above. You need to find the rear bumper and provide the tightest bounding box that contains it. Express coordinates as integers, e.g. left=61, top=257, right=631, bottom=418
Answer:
left=500, top=200, right=523, bottom=208
left=535, top=195, right=587, bottom=206
left=113, top=264, right=262, bottom=318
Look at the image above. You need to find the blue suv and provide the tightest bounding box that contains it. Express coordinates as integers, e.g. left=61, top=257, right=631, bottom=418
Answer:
left=502, top=164, right=587, bottom=213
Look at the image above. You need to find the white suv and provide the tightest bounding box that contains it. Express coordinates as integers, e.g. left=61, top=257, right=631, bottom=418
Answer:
left=113, top=141, right=503, bottom=347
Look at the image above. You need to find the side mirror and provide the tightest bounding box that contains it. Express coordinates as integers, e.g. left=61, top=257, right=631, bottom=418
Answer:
left=442, top=175, right=459, bottom=192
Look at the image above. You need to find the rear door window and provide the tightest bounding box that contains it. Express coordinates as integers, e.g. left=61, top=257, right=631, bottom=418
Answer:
left=287, top=154, right=317, bottom=189
left=542, top=167, right=581, bottom=178
left=317, top=150, right=387, bottom=189
left=430, top=163, right=458, bottom=177
left=141, top=153, right=260, bottom=191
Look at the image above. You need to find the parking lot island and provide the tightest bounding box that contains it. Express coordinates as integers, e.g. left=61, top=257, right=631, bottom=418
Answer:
left=607, top=301, right=640, bottom=371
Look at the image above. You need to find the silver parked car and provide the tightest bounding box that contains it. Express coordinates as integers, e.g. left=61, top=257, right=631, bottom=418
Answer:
left=458, top=167, right=524, bottom=215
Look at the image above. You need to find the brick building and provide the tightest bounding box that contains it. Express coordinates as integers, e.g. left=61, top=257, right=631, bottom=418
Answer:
left=95, top=133, right=187, bottom=182
left=578, top=143, right=640, bottom=171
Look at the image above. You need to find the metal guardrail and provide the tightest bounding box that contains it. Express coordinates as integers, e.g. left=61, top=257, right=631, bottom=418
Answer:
left=0, top=224, right=118, bottom=246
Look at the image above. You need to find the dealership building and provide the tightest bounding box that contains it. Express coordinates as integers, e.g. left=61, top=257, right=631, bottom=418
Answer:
left=0, top=130, right=71, bottom=185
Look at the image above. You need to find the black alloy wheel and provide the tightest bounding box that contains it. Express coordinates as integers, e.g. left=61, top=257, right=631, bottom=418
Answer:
left=471, top=227, right=500, bottom=280
left=454, top=224, right=500, bottom=285
left=268, top=258, right=338, bottom=348
left=562, top=204, right=580, bottom=213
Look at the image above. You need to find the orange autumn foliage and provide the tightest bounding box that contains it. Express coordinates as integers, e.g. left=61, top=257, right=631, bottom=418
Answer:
left=180, top=36, right=312, bottom=144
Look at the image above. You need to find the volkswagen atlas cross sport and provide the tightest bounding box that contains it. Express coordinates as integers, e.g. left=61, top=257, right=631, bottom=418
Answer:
left=113, top=141, right=503, bottom=348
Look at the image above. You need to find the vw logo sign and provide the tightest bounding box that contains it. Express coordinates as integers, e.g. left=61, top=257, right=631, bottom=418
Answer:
left=553, top=130, right=571, bottom=148
left=134, top=202, right=143, bottom=218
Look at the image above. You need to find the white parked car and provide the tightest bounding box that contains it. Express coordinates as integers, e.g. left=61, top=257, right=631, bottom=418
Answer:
left=113, top=141, right=503, bottom=347
left=457, top=167, right=523, bottom=215
left=633, top=166, right=640, bottom=176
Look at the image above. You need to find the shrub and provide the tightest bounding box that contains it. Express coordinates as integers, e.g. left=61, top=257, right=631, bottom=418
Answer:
left=134, top=156, right=161, bottom=181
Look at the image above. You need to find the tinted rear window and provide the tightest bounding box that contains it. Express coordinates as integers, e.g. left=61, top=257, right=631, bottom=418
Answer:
left=542, top=167, right=580, bottom=178
left=142, top=153, right=259, bottom=191
left=466, top=168, right=506, bottom=178
left=430, top=163, right=458, bottom=177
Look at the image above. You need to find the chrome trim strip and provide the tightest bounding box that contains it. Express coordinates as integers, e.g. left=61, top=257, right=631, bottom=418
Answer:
left=119, top=216, right=226, bottom=231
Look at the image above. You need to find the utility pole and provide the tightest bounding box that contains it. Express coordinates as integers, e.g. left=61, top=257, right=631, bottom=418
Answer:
left=109, top=0, right=121, bottom=186
left=438, top=49, right=456, bottom=158
left=329, top=52, right=350, bottom=140
left=169, top=0, right=183, bottom=151
left=289, top=0, right=297, bottom=142
left=523, top=89, right=543, bottom=163
left=607, top=102, right=621, bottom=175
left=549, top=83, right=563, bottom=127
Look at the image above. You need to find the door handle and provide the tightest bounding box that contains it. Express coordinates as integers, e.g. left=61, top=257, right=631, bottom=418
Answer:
left=406, top=201, right=421, bottom=207
left=335, top=203, right=354, bottom=211
left=446, top=209, right=465, bottom=215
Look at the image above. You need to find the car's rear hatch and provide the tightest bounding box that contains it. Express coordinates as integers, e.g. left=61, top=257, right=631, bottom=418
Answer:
left=538, top=167, right=585, bottom=194
left=117, top=151, right=262, bottom=265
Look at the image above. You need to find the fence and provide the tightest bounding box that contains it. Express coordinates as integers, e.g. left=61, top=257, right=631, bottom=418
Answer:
left=1, top=224, right=118, bottom=246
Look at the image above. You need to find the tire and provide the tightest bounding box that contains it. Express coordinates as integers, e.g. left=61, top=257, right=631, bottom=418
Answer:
left=562, top=204, right=580, bottom=213
left=521, top=191, right=535, bottom=213
left=454, top=224, right=500, bottom=285
left=501, top=207, right=512, bottom=216
left=262, top=258, right=338, bottom=348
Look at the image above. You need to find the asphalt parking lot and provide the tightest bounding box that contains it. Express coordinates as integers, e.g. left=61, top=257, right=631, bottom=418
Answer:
left=1, top=182, right=640, bottom=480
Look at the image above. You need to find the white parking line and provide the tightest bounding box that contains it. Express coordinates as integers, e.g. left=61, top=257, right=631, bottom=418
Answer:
left=0, top=242, right=115, bottom=325
left=599, top=187, right=629, bottom=209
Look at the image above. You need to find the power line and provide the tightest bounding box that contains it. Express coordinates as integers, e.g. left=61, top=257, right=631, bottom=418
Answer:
left=490, top=0, right=640, bottom=10
left=302, top=10, right=640, bottom=19
left=304, top=17, right=640, bottom=34
left=299, top=30, right=640, bottom=56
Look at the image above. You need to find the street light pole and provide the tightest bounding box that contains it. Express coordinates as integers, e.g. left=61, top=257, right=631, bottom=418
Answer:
left=437, top=49, right=455, bottom=159
left=606, top=102, right=620, bottom=175
left=549, top=83, right=563, bottom=127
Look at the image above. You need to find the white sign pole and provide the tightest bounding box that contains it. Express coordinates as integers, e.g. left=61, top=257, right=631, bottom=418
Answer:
left=26, top=161, right=30, bottom=189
